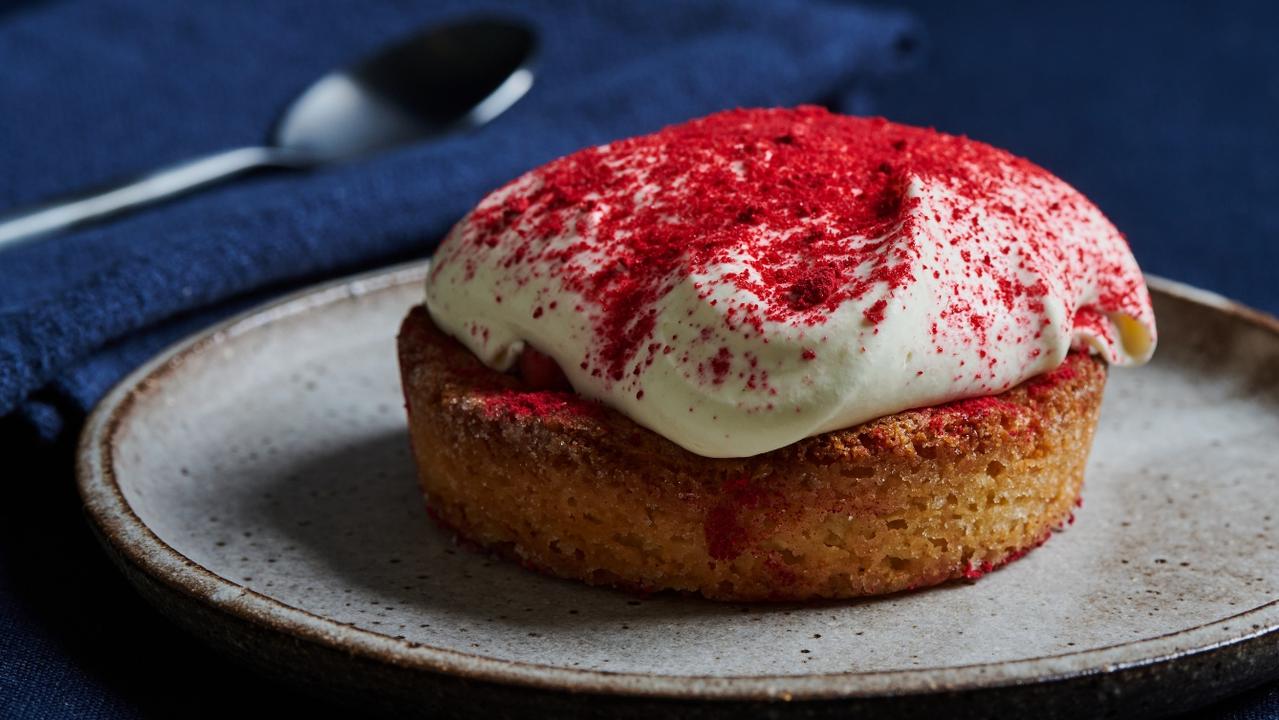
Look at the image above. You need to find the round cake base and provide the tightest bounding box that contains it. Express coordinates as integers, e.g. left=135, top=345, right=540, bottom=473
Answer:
left=398, top=306, right=1106, bottom=601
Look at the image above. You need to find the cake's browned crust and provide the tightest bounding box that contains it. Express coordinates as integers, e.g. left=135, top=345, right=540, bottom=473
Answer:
left=398, top=305, right=1106, bottom=601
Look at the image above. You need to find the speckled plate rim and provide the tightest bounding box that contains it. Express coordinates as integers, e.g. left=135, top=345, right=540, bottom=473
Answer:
left=76, top=261, right=1279, bottom=702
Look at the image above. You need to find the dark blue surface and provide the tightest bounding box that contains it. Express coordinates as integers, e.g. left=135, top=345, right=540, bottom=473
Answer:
left=877, top=1, right=1279, bottom=319
left=1, top=1, right=1276, bottom=718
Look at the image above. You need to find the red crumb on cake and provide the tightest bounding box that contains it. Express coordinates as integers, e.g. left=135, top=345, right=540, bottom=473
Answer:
left=1025, top=357, right=1080, bottom=397
left=474, top=389, right=602, bottom=420
left=921, top=351, right=1090, bottom=434
left=703, top=476, right=778, bottom=561
left=925, top=395, right=1026, bottom=435
left=962, top=530, right=1054, bottom=580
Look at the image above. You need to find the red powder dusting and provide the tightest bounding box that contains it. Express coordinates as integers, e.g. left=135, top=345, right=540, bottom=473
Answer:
left=863, top=298, right=888, bottom=325
left=962, top=561, right=995, bottom=580
left=475, top=389, right=601, bottom=420
left=709, top=347, right=733, bottom=384
left=925, top=395, right=1023, bottom=434
left=962, top=530, right=1052, bottom=580
left=1025, top=354, right=1080, bottom=398
left=703, top=476, right=771, bottom=561
left=786, top=265, right=839, bottom=311
left=437, top=106, right=1153, bottom=400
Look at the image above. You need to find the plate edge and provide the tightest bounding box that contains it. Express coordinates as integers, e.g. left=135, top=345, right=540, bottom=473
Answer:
left=74, top=264, right=1279, bottom=703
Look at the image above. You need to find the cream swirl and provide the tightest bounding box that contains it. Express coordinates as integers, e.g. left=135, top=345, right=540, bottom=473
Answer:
left=425, top=107, right=1155, bottom=457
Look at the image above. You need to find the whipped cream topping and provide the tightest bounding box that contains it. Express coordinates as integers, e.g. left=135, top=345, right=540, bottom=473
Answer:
left=425, top=107, right=1156, bottom=458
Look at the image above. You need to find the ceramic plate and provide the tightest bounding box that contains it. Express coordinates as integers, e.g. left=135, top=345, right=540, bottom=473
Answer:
left=78, top=262, right=1279, bottom=718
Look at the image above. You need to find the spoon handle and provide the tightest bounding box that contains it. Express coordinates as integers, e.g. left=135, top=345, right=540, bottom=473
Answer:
left=0, top=146, right=309, bottom=251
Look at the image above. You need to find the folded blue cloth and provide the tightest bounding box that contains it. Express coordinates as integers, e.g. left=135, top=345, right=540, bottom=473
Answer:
left=0, top=0, right=919, bottom=444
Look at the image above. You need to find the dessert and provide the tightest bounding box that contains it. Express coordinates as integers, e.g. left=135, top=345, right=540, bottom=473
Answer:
left=399, top=106, right=1156, bottom=600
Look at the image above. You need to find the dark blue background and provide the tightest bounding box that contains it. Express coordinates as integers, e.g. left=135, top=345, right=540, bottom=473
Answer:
left=2, top=1, right=1277, bottom=718
left=879, top=1, right=1279, bottom=317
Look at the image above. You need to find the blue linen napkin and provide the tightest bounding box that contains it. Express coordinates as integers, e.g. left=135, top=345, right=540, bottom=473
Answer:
left=0, top=0, right=919, bottom=444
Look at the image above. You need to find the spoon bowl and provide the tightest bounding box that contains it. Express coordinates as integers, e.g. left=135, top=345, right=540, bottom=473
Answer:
left=0, top=18, right=536, bottom=248
left=275, top=19, right=535, bottom=163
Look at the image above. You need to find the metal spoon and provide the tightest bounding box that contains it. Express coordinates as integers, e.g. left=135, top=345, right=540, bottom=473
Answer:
left=0, top=18, right=535, bottom=249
